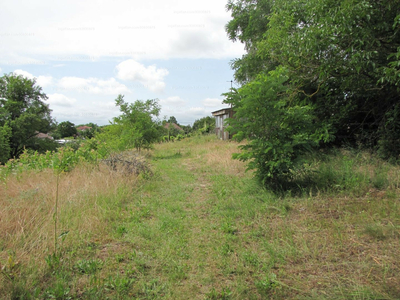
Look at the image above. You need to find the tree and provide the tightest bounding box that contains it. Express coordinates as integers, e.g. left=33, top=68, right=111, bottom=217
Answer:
left=0, top=73, right=55, bottom=162
left=224, top=68, right=331, bottom=185
left=224, top=0, right=400, bottom=185
left=192, top=116, right=215, bottom=134
left=80, top=122, right=100, bottom=139
left=57, top=121, right=77, bottom=138
left=112, top=95, right=161, bottom=152
left=226, top=0, right=400, bottom=151
left=167, top=116, right=179, bottom=125
left=0, top=125, right=11, bottom=164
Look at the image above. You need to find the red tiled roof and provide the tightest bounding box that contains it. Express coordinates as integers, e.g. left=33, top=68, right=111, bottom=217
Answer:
left=77, top=126, right=92, bottom=131
left=36, top=132, right=54, bottom=139
left=164, top=123, right=183, bottom=131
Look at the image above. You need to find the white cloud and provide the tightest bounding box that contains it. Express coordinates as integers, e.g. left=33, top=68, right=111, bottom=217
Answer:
left=48, top=95, right=120, bottom=125
left=202, top=97, right=222, bottom=107
left=47, top=93, right=77, bottom=107
left=13, top=69, right=34, bottom=79
left=37, top=75, right=53, bottom=88
left=0, top=0, right=245, bottom=63
left=116, top=59, right=169, bottom=93
left=13, top=69, right=53, bottom=87
left=160, top=96, right=186, bottom=107
left=58, top=77, right=87, bottom=90
left=57, top=77, right=130, bottom=94
left=188, top=107, right=208, bottom=115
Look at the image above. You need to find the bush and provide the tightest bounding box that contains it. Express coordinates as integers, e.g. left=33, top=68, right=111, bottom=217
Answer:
left=224, top=67, right=332, bottom=187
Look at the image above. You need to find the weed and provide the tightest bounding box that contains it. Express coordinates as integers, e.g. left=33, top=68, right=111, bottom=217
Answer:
left=116, top=225, right=128, bottom=237
left=44, top=281, right=71, bottom=300
left=1, top=136, right=400, bottom=299
left=115, top=254, right=125, bottom=263
left=141, top=278, right=166, bottom=299
left=364, top=224, right=386, bottom=241
left=105, top=275, right=135, bottom=296
left=206, top=287, right=232, bottom=299
left=45, top=253, right=62, bottom=272
left=242, top=251, right=260, bottom=267
left=74, top=259, right=103, bottom=274
left=372, top=172, right=389, bottom=190
left=221, top=220, right=238, bottom=235
left=255, top=273, right=278, bottom=295
left=1, top=252, right=19, bottom=281
left=220, top=243, right=234, bottom=256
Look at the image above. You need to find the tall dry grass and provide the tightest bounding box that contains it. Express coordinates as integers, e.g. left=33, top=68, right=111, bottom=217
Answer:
left=0, top=163, right=139, bottom=274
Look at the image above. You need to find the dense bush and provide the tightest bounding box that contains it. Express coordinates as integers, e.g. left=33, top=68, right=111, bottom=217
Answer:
left=225, top=0, right=400, bottom=186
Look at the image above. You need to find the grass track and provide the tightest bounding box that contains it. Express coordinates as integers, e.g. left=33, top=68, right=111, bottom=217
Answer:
left=1, top=135, right=400, bottom=299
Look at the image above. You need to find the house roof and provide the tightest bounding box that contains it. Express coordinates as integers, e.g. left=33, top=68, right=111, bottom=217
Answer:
left=164, top=123, right=184, bottom=131
left=36, top=132, right=54, bottom=139
left=211, top=107, right=233, bottom=116
left=77, top=126, right=92, bottom=131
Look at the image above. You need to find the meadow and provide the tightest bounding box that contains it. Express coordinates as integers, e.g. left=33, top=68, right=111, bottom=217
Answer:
left=1, top=135, right=399, bottom=299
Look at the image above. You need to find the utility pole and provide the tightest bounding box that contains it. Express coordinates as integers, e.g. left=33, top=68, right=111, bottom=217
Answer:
left=227, top=80, right=233, bottom=108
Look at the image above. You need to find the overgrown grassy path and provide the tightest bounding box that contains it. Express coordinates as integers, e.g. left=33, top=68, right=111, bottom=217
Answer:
left=114, top=137, right=400, bottom=299
left=1, top=135, right=400, bottom=299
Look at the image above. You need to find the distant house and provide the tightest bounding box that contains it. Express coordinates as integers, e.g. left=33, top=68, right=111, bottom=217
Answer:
left=77, top=125, right=92, bottom=131
left=163, top=123, right=184, bottom=132
left=35, top=132, right=54, bottom=140
left=212, top=108, right=234, bottom=140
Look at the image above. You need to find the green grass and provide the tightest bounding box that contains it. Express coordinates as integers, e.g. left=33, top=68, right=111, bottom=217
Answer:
left=1, top=135, right=400, bottom=299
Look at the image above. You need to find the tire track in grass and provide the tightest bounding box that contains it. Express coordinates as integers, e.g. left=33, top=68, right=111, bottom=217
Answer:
left=176, top=155, right=233, bottom=298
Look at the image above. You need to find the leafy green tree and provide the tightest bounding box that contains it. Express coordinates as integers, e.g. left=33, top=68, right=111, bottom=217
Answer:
left=83, top=122, right=100, bottom=139
left=224, top=68, right=331, bottom=185
left=57, top=121, right=77, bottom=138
left=227, top=0, right=400, bottom=152
left=167, top=116, right=179, bottom=125
left=100, top=95, right=161, bottom=152
left=192, top=116, right=215, bottom=134
left=225, top=0, right=400, bottom=185
left=0, top=125, right=11, bottom=164
left=0, top=73, right=55, bottom=161
left=264, top=0, right=400, bottom=148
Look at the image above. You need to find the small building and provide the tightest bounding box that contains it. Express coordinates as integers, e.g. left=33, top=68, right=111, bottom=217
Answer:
left=77, top=125, right=92, bottom=131
left=35, top=132, right=54, bottom=140
left=163, top=122, right=184, bottom=132
left=212, top=107, right=234, bottom=140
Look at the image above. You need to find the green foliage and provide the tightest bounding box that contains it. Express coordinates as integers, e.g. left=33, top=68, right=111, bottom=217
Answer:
left=109, top=95, right=161, bottom=152
left=377, top=103, right=400, bottom=160
left=224, top=68, right=332, bottom=185
left=225, top=0, right=400, bottom=187
left=0, top=124, right=11, bottom=164
left=56, top=121, right=77, bottom=138
left=0, top=73, right=55, bottom=160
left=0, top=138, right=103, bottom=180
left=74, top=259, right=103, bottom=274
left=192, top=116, right=215, bottom=134
left=255, top=273, right=278, bottom=295
left=163, top=123, right=184, bottom=140
left=167, top=116, right=178, bottom=125
left=78, top=122, right=100, bottom=139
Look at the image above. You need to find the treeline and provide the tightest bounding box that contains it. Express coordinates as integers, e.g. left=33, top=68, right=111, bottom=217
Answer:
left=0, top=73, right=215, bottom=165
left=224, top=0, right=400, bottom=186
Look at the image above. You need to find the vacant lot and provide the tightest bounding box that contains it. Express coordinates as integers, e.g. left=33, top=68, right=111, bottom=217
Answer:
left=1, top=135, right=399, bottom=299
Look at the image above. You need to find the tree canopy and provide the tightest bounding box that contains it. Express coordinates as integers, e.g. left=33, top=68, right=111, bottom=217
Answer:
left=0, top=73, right=55, bottom=163
left=224, top=0, right=400, bottom=184
left=96, top=95, right=162, bottom=153
left=56, top=121, right=77, bottom=139
left=192, top=116, right=216, bottom=134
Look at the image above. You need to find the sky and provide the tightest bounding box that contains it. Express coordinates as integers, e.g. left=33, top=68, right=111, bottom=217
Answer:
left=0, top=0, right=245, bottom=126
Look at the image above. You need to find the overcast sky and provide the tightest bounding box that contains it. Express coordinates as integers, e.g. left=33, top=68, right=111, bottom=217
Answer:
left=0, top=0, right=244, bottom=126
